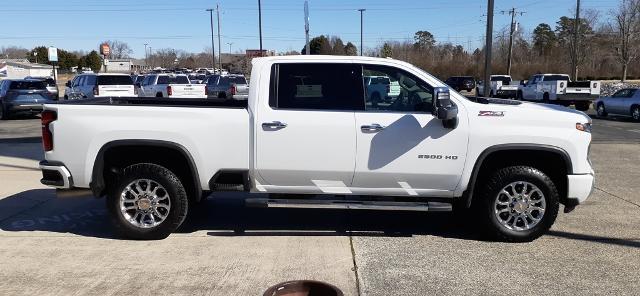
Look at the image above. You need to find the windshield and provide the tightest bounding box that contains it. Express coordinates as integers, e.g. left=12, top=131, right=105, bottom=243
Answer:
left=491, top=76, right=511, bottom=83
left=97, top=75, right=133, bottom=85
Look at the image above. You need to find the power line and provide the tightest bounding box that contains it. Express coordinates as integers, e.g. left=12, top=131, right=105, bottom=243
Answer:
left=501, top=8, right=526, bottom=75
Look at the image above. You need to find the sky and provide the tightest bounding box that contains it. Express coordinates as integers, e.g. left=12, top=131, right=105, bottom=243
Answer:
left=0, top=0, right=620, bottom=59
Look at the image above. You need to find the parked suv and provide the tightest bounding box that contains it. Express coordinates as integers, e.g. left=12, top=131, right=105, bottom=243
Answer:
left=64, top=73, right=135, bottom=100
left=25, top=76, right=58, bottom=98
left=445, top=76, right=476, bottom=92
left=0, top=79, right=55, bottom=119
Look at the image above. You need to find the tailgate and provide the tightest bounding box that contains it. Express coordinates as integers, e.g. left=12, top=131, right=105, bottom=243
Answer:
left=98, top=85, right=135, bottom=97
left=169, top=84, right=206, bottom=98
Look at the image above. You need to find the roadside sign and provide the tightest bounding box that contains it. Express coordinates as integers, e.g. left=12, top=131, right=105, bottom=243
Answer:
left=100, top=43, right=110, bottom=57
left=48, top=47, right=58, bottom=62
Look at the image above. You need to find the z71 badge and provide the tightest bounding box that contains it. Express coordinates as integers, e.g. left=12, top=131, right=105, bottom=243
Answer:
left=478, top=111, right=505, bottom=117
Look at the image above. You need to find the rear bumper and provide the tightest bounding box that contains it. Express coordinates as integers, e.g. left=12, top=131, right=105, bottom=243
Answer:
left=39, top=160, right=73, bottom=189
left=6, top=102, right=45, bottom=113
left=494, top=89, right=517, bottom=98
left=231, top=94, right=249, bottom=100
left=556, top=94, right=599, bottom=101
left=566, top=173, right=595, bottom=205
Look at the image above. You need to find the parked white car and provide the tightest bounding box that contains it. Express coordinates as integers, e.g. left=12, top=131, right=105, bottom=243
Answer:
left=138, top=74, right=206, bottom=98
left=517, top=74, right=600, bottom=111
left=63, top=73, right=135, bottom=100
left=39, top=55, right=594, bottom=242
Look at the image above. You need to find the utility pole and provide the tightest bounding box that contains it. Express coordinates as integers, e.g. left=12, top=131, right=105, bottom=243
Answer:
left=358, top=9, right=366, bottom=56
left=144, top=43, right=148, bottom=69
left=572, top=0, right=581, bottom=80
left=483, top=0, right=494, bottom=97
left=258, top=0, right=263, bottom=56
left=206, top=9, right=216, bottom=69
left=304, top=0, right=310, bottom=55
left=217, top=4, right=222, bottom=71
left=501, top=7, right=525, bottom=76
left=227, top=42, right=233, bottom=53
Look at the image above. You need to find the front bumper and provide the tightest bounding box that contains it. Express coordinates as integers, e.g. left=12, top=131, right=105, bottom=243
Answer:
left=39, top=160, right=73, bottom=189
left=566, top=173, right=595, bottom=205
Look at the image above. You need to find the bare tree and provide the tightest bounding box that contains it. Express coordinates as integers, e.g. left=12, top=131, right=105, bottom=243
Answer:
left=612, top=0, right=640, bottom=81
left=101, top=40, right=133, bottom=59
left=0, top=46, right=29, bottom=59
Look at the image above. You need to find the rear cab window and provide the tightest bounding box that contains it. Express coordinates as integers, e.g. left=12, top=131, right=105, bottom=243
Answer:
left=97, top=75, right=133, bottom=85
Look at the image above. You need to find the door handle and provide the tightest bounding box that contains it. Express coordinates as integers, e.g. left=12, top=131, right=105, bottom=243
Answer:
left=262, top=121, right=288, bottom=129
left=360, top=123, right=385, bottom=132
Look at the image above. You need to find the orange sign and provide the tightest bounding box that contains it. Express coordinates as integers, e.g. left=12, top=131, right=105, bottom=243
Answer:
left=100, top=43, right=110, bottom=57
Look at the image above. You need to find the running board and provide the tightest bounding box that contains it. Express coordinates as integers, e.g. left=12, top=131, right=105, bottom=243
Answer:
left=245, top=198, right=452, bottom=212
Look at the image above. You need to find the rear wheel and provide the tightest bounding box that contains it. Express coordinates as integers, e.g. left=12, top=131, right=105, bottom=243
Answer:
left=542, top=93, right=550, bottom=104
left=632, top=106, right=640, bottom=122
left=107, top=163, right=189, bottom=240
left=476, top=166, right=559, bottom=242
left=596, top=103, right=607, bottom=118
left=516, top=90, right=523, bottom=100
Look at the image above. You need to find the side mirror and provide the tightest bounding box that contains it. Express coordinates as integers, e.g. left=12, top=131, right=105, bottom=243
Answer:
left=520, top=80, right=526, bottom=86
left=432, top=87, right=458, bottom=128
left=65, top=81, right=71, bottom=87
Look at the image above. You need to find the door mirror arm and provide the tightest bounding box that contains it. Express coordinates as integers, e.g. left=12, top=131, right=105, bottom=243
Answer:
left=432, top=87, right=459, bottom=128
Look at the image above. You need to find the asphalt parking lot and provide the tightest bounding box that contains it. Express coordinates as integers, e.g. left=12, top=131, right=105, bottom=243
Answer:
left=1, top=112, right=639, bottom=295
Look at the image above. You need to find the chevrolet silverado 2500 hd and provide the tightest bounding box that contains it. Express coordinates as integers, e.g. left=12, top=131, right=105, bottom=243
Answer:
left=39, top=56, right=594, bottom=242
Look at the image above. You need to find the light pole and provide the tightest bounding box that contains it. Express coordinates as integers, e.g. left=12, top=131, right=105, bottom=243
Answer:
left=358, top=9, right=365, bottom=56
left=149, top=46, right=152, bottom=68
left=206, top=8, right=216, bottom=69
left=258, top=0, right=263, bottom=56
left=217, top=4, right=222, bottom=71
left=227, top=42, right=234, bottom=53
left=33, top=52, right=38, bottom=63
left=144, top=43, right=148, bottom=69
left=483, top=0, right=494, bottom=97
left=572, top=0, right=580, bottom=79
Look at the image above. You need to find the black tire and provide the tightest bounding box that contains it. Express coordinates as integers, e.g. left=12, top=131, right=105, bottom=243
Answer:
left=516, top=90, right=523, bottom=100
left=542, top=93, right=550, bottom=104
left=218, top=92, right=227, bottom=99
left=631, top=105, right=640, bottom=122
left=476, top=166, right=559, bottom=242
left=596, top=103, right=607, bottom=118
left=156, top=93, right=163, bottom=98
left=575, top=101, right=590, bottom=112
left=107, top=163, right=189, bottom=240
left=0, top=103, right=8, bottom=120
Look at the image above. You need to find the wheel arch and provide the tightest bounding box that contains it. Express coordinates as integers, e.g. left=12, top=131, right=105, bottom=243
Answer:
left=461, top=144, right=572, bottom=208
left=90, top=139, right=202, bottom=202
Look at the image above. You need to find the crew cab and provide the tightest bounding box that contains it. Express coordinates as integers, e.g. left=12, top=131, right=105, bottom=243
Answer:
left=138, top=74, right=206, bottom=98
left=63, top=73, right=135, bottom=100
left=517, top=74, right=600, bottom=111
left=476, top=75, right=519, bottom=98
left=39, top=56, right=594, bottom=242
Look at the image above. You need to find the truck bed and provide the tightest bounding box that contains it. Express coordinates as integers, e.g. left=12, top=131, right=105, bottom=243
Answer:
left=54, top=97, right=248, bottom=108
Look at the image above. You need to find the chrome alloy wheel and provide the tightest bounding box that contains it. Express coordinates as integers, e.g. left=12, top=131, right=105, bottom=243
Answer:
left=494, top=181, right=546, bottom=231
left=597, top=104, right=605, bottom=116
left=120, top=179, right=171, bottom=228
left=633, top=107, right=640, bottom=121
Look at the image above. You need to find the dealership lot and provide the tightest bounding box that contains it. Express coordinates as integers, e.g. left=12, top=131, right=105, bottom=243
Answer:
left=1, top=114, right=639, bottom=295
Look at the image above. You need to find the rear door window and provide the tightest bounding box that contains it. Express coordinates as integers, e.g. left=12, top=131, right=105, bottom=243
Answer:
left=270, top=63, right=364, bottom=110
left=9, top=81, right=46, bottom=90
left=85, top=75, right=97, bottom=86
left=97, top=75, right=133, bottom=85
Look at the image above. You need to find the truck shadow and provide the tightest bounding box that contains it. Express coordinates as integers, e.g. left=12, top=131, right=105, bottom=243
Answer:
left=0, top=190, right=478, bottom=241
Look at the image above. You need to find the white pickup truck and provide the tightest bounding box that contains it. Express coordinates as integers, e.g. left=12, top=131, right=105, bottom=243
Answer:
left=476, top=75, right=519, bottom=98
left=39, top=56, right=594, bottom=242
left=138, top=74, right=206, bottom=98
left=517, top=74, right=600, bottom=111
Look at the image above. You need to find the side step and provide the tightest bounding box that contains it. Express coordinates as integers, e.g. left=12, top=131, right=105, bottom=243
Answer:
left=245, top=198, right=452, bottom=212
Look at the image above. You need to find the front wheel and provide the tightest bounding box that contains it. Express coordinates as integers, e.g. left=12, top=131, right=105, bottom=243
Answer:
left=575, top=101, right=590, bottom=112
left=107, top=163, right=189, bottom=240
left=477, top=166, right=559, bottom=242
left=631, top=106, right=640, bottom=122
left=596, top=103, right=607, bottom=118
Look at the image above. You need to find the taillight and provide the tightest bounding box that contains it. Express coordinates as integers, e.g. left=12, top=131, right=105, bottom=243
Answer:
left=205, top=87, right=209, bottom=96
left=167, top=86, right=172, bottom=96
left=41, top=110, right=57, bottom=151
left=93, top=86, right=99, bottom=96
left=230, top=85, right=236, bottom=95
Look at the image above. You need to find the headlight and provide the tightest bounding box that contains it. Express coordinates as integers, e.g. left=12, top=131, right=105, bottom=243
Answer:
left=576, top=122, right=592, bottom=133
